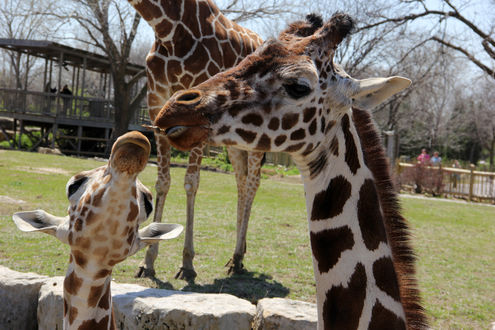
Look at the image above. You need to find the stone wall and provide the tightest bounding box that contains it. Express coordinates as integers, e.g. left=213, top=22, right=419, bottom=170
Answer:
left=0, top=266, right=316, bottom=329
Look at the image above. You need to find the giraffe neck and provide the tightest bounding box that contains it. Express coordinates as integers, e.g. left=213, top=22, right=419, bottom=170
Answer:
left=63, top=261, right=115, bottom=330
left=130, top=0, right=236, bottom=43
left=292, top=110, right=407, bottom=329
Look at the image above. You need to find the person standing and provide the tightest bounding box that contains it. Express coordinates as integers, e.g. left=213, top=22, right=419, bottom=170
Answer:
left=431, top=151, right=442, bottom=166
left=417, top=148, right=430, bottom=164
left=61, top=84, right=72, bottom=116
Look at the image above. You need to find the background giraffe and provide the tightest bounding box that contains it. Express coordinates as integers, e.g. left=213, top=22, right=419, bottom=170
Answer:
left=12, top=131, right=183, bottom=329
left=153, top=13, right=428, bottom=329
left=128, top=0, right=265, bottom=280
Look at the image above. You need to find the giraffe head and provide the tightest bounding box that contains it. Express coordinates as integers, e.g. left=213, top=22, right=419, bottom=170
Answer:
left=154, top=13, right=410, bottom=154
left=13, top=131, right=183, bottom=269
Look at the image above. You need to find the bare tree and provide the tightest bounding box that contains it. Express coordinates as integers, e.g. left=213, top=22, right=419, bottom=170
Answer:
left=53, top=0, right=148, bottom=141
left=0, top=0, right=59, bottom=89
left=472, top=77, right=495, bottom=168
left=218, top=0, right=299, bottom=23
left=360, top=0, right=495, bottom=80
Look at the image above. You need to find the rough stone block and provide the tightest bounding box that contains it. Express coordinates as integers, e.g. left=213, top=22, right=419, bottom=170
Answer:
left=37, top=279, right=256, bottom=330
left=113, top=282, right=256, bottom=330
left=37, top=277, right=64, bottom=330
left=0, top=265, right=48, bottom=330
left=253, top=297, right=317, bottom=330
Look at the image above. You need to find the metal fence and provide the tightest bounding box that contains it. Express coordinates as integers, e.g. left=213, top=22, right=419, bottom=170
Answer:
left=397, top=162, right=495, bottom=203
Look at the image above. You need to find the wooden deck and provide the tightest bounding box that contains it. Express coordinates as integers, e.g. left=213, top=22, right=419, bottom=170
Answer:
left=0, top=88, right=151, bottom=156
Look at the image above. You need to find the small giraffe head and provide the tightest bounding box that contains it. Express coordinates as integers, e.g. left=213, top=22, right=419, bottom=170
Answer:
left=13, top=131, right=183, bottom=267
left=154, top=13, right=410, bottom=153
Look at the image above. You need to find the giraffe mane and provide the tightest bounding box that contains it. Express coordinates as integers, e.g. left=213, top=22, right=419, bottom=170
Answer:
left=280, top=13, right=324, bottom=39
left=352, top=107, right=428, bottom=329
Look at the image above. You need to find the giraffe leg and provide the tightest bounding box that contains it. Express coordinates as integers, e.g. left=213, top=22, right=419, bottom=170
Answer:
left=175, top=142, right=205, bottom=282
left=225, top=147, right=252, bottom=274
left=135, top=134, right=171, bottom=278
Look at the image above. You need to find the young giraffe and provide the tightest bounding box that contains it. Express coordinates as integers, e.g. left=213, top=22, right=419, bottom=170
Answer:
left=153, top=13, right=428, bottom=329
left=128, top=0, right=265, bottom=279
left=12, top=131, right=183, bottom=329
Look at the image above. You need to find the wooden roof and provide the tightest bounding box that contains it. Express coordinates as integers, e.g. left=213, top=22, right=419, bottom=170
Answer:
left=0, top=39, right=144, bottom=75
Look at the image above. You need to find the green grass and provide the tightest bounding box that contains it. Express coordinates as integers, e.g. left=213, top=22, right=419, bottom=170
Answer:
left=0, top=149, right=494, bottom=328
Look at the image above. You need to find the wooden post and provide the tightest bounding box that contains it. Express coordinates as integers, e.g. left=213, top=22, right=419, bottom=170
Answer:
left=19, top=120, right=24, bottom=150
left=51, top=123, right=58, bottom=149
left=77, top=126, right=83, bottom=156
left=469, top=164, right=475, bottom=201
left=12, top=119, right=17, bottom=149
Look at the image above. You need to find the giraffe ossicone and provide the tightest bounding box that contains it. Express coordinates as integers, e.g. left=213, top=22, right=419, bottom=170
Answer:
left=154, top=12, right=427, bottom=330
left=12, top=131, right=183, bottom=329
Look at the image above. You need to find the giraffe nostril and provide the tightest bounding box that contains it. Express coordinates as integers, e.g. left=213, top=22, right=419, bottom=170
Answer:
left=176, top=90, right=202, bottom=103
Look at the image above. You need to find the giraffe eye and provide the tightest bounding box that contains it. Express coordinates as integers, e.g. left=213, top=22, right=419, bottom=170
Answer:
left=67, top=177, right=87, bottom=198
left=283, top=82, right=312, bottom=99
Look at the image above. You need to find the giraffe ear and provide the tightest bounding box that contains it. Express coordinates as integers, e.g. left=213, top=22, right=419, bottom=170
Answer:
left=136, top=223, right=184, bottom=250
left=351, top=76, right=411, bottom=110
left=12, top=210, right=70, bottom=244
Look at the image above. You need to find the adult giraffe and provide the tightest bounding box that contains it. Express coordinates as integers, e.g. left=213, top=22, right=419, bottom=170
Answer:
left=154, top=13, right=428, bottom=329
left=12, top=131, right=183, bottom=329
left=128, top=0, right=264, bottom=280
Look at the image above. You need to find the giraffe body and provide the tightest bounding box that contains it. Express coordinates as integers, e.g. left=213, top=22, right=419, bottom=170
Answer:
left=128, top=0, right=264, bottom=279
left=13, top=131, right=183, bottom=329
left=154, top=13, right=427, bottom=329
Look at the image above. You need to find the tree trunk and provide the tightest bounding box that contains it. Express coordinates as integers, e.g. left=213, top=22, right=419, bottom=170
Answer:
left=490, top=138, right=494, bottom=171
left=111, top=81, right=132, bottom=144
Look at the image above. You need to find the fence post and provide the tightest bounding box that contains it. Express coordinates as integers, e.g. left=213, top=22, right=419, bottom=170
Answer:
left=469, top=164, right=475, bottom=201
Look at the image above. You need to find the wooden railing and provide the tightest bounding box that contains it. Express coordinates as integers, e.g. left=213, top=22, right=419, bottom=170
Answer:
left=396, top=162, right=495, bottom=203
left=0, top=88, right=149, bottom=126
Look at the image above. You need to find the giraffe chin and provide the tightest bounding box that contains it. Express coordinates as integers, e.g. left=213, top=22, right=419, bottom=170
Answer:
left=166, top=126, right=209, bottom=151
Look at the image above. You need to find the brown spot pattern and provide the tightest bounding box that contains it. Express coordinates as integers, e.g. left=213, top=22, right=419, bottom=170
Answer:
left=94, top=268, right=111, bottom=280
left=310, top=226, right=354, bottom=273
left=98, top=284, right=111, bottom=310
left=256, top=134, right=271, bottom=150
left=322, top=263, right=367, bottom=330
left=64, top=298, right=68, bottom=316
left=217, top=125, right=230, bottom=135
left=64, top=271, right=83, bottom=295
left=311, top=175, right=352, bottom=220
left=303, top=107, right=316, bottom=122
left=72, top=250, right=87, bottom=268
left=308, top=151, right=327, bottom=179
left=79, top=315, right=110, bottom=330
left=69, top=306, right=78, bottom=325
left=126, top=202, right=139, bottom=222
left=74, top=218, right=83, bottom=232
left=369, top=300, right=406, bottom=330
left=274, top=135, right=287, bottom=146
left=268, top=117, right=280, bottom=130
left=341, top=114, right=360, bottom=174
left=242, top=113, right=264, bottom=126
left=358, top=179, right=388, bottom=250
left=308, top=119, right=317, bottom=135
left=284, top=142, right=305, bottom=152
left=92, top=188, right=105, bottom=207
left=290, top=128, right=306, bottom=141
left=330, top=136, right=339, bottom=156
left=88, top=284, right=105, bottom=307
left=281, top=113, right=299, bottom=129
left=373, top=257, right=401, bottom=302
left=235, top=128, right=257, bottom=143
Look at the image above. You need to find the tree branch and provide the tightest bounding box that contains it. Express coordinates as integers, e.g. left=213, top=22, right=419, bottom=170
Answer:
left=430, top=36, right=495, bottom=78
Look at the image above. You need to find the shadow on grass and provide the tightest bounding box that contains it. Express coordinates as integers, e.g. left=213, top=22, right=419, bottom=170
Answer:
left=150, top=271, right=290, bottom=304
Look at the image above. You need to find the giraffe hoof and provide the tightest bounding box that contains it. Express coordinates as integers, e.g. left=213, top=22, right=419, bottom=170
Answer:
left=225, top=258, right=245, bottom=275
left=175, top=267, right=197, bottom=282
left=135, top=266, right=156, bottom=278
